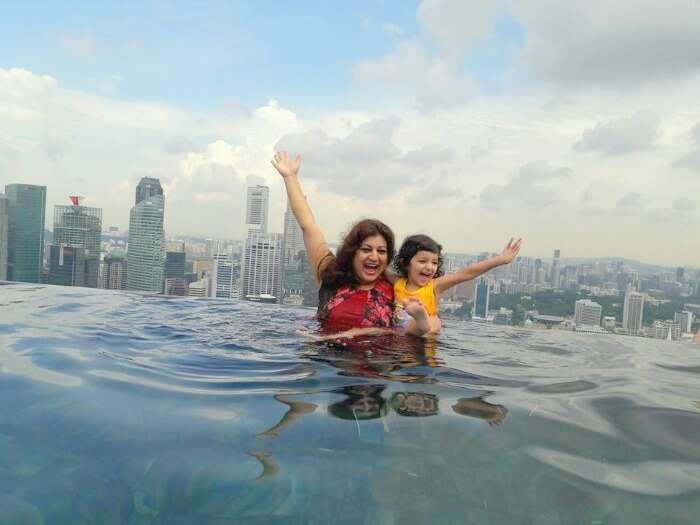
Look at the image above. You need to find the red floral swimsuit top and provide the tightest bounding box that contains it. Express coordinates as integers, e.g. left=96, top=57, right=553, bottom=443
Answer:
left=318, top=279, right=395, bottom=332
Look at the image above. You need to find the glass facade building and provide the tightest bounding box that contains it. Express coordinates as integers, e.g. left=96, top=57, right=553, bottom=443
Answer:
left=135, top=177, right=164, bottom=206
left=52, top=204, right=102, bottom=287
left=127, top=192, right=165, bottom=293
left=5, top=184, right=46, bottom=283
left=240, top=232, right=282, bottom=301
left=48, top=244, right=86, bottom=287
left=0, top=194, right=8, bottom=280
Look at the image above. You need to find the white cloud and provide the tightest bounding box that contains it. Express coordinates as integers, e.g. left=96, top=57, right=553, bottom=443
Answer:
left=512, top=1, right=700, bottom=88
left=480, top=161, right=572, bottom=210
left=574, top=110, right=660, bottom=155
left=673, top=197, right=696, bottom=212
left=353, top=39, right=474, bottom=109
left=416, top=0, right=500, bottom=59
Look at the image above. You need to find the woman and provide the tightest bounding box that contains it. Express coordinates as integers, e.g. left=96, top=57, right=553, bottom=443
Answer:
left=272, top=151, right=403, bottom=333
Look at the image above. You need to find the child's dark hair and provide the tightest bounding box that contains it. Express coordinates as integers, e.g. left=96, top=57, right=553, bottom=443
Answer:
left=393, top=234, right=444, bottom=278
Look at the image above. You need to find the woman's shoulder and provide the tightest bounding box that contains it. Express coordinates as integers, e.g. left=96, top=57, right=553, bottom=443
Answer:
left=376, top=278, right=395, bottom=296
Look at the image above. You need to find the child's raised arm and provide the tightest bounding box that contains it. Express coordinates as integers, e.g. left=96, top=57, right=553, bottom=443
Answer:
left=271, top=151, right=331, bottom=283
left=433, top=238, right=522, bottom=295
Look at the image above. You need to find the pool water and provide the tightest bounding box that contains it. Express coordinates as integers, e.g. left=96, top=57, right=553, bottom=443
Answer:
left=1, top=282, right=700, bottom=524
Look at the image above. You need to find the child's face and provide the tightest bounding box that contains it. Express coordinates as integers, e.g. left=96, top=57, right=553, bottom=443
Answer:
left=407, top=250, right=439, bottom=286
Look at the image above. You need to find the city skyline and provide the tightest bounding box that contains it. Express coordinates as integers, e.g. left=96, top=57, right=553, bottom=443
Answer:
left=1, top=2, right=699, bottom=265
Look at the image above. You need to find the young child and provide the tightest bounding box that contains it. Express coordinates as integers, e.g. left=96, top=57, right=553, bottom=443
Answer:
left=390, top=234, right=522, bottom=336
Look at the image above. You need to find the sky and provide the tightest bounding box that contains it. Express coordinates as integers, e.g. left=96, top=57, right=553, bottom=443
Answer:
left=1, top=0, right=699, bottom=266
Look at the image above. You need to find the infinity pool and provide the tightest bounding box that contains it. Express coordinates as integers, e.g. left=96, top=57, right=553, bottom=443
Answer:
left=1, top=282, right=699, bottom=524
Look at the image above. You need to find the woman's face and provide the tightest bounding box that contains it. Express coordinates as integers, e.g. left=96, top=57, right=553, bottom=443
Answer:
left=352, top=234, right=389, bottom=286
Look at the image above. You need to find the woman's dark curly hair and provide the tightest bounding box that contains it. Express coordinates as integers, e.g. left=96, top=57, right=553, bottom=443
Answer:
left=393, top=234, right=444, bottom=278
left=319, top=218, right=395, bottom=288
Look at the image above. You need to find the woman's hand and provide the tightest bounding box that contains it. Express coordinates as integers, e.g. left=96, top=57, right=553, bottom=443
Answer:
left=498, top=238, right=522, bottom=264
left=271, top=151, right=301, bottom=179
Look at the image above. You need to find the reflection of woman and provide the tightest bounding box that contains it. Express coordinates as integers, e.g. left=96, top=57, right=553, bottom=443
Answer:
left=272, top=152, right=396, bottom=333
left=328, top=385, right=389, bottom=421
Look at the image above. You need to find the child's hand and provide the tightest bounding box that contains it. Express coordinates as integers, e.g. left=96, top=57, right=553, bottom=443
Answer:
left=271, top=151, right=301, bottom=179
left=498, top=238, right=522, bottom=264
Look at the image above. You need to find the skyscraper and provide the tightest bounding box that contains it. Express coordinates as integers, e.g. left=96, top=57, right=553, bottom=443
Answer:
left=674, top=311, right=694, bottom=334
left=48, top=244, right=86, bottom=287
left=551, top=249, right=561, bottom=289
left=101, top=250, right=127, bottom=290
left=574, top=299, right=602, bottom=326
left=281, top=201, right=305, bottom=299
left=51, top=199, right=102, bottom=287
left=246, top=185, right=269, bottom=234
left=212, top=253, right=236, bottom=298
left=5, top=184, right=46, bottom=283
left=473, top=277, right=490, bottom=319
left=0, top=194, right=8, bottom=280
left=240, top=232, right=282, bottom=301
left=164, top=250, right=186, bottom=296
left=622, top=290, right=645, bottom=335
left=135, top=177, right=164, bottom=206
left=127, top=178, right=165, bottom=292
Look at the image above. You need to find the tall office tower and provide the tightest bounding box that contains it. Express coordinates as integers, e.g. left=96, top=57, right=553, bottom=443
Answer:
left=281, top=201, right=305, bottom=298
left=212, top=253, right=235, bottom=298
left=47, top=244, right=86, bottom=286
left=676, top=267, right=685, bottom=283
left=5, top=184, right=46, bottom=283
left=52, top=198, right=102, bottom=287
left=101, top=250, right=127, bottom=290
left=622, top=290, right=645, bottom=335
left=473, top=277, right=490, bottom=319
left=164, top=250, right=186, bottom=296
left=135, top=177, right=164, bottom=206
left=574, top=299, right=603, bottom=326
left=246, top=185, right=269, bottom=235
left=674, top=311, right=694, bottom=334
left=127, top=178, right=165, bottom=292
left=240, top=232, right=282, bottom=301
left=550, top=249, right=561, bottom=289
left=0, top=194, right=8, bottom=280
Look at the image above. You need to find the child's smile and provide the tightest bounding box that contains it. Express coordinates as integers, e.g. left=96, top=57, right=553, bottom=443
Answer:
left=407, top=250, right=439, bottom=288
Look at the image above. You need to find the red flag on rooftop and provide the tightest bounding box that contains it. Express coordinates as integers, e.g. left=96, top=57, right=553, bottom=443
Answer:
left=69, top=196, right=81, bottom=206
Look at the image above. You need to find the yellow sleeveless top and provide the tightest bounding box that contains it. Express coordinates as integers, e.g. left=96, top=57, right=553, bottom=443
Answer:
left=394, top=278, right=438, bottom=316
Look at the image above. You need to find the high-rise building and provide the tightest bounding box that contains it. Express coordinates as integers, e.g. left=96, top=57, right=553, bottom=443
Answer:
left=47, top=244, right=86, bottom=287
left=212, top=253, right=236, bottom=298
left=240, top=232, right=282, bottom=301
left=51, top=199, right=102, bottom=287
left=674, top=311, right=694, bottom=334
left=127, top=179, right=165, bottom=292
left=676, top=267, right=685, bottom=283
left=0, top=194, right=8, bottom=280
left=622, top=290, right=645, bottom=335
left=473, top=277, right=490, bottom=319
left=164, top=250, right=186, bottom=296
left=551, top=249, right=561, bottom=289
left=101, top=250, right=127, bottom=290
left=281, top=201, right=305, bottom=299
left=574, top=299, right=603, bottom=326
left=135, top=177, right=164, bottom=206
left=245, top=185, right=269, bottom=235
left=5, top=184, right=46, bottom=283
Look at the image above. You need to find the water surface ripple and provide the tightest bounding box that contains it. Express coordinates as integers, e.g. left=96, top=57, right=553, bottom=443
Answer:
left=2, top=282, right=700, bottom=524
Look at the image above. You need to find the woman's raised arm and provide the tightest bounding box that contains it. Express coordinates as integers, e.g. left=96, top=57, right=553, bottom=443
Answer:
left=271, top=151, right=331, bottom=283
